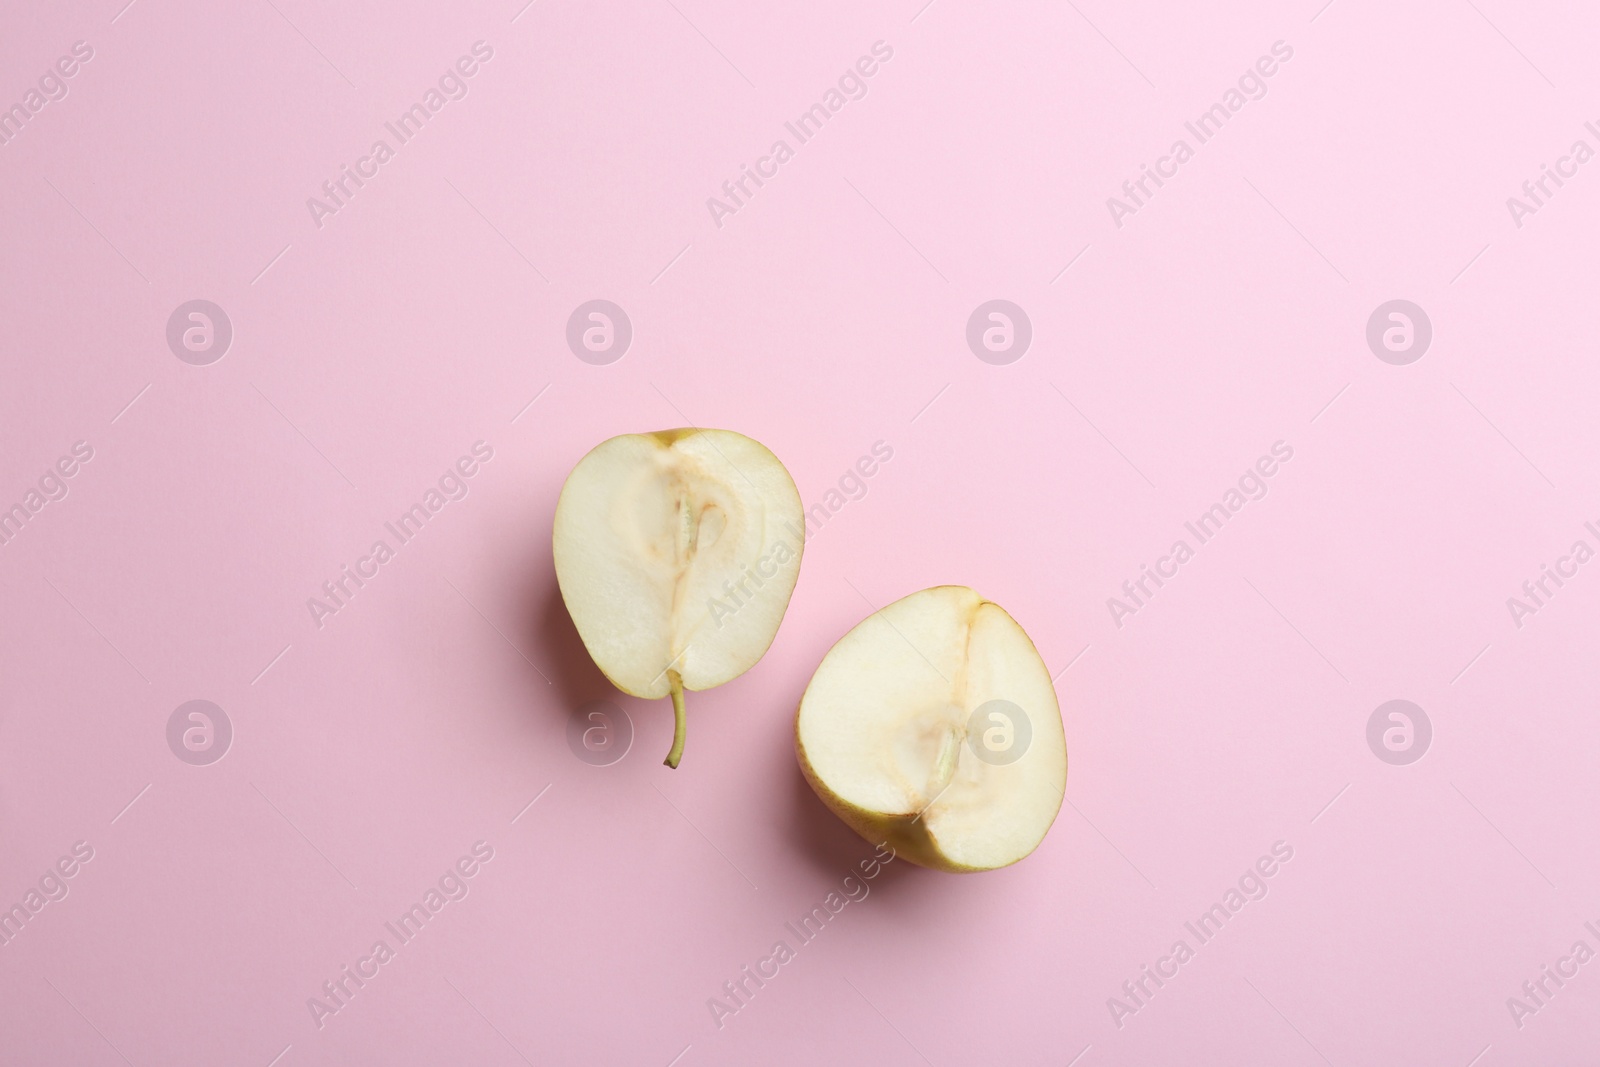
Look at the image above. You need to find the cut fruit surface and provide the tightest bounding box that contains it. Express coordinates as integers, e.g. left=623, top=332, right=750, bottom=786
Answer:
left=796, top=586, right=1067, bottom=871
left=553, top=428, right=804, bottom=766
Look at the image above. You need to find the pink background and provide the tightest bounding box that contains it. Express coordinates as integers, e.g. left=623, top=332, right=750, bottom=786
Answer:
left=3, top=0, right=1599, bottom=1063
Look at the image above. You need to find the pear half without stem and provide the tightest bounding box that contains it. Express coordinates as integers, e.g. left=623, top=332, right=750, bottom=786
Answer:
left=796, top=586, right=1067, bottom=871
left=553, top=428, right=804, bottom=767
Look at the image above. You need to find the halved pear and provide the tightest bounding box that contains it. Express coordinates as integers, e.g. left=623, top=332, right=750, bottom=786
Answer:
left=796, top=586, right=1067, bottom=871
left=553, top=428, right=804, bottom=768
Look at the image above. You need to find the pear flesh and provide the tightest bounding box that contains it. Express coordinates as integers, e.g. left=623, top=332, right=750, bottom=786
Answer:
left=796, top=586, right=1067, bottom=871
left=553, top=428, right=804, bottom=767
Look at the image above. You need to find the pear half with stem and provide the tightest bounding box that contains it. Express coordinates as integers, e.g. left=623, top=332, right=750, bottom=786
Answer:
left=553, top=428, right=804, bottom=767
left=796, top=586, right=1067, bottom=871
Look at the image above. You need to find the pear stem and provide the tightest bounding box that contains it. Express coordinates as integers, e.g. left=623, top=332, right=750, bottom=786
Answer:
left=663, top=670, right=687, bottom=768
